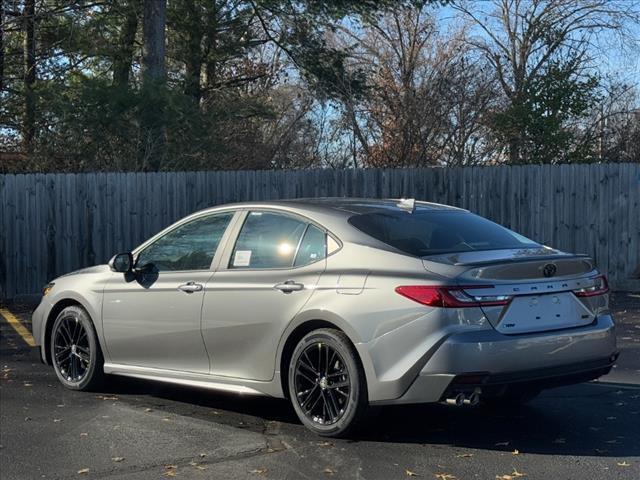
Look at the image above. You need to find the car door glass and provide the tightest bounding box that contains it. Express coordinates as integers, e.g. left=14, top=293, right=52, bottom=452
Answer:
left=231, top=212, right=307, bottom=269
left=294, top=225, right=326, bottom=267
left=136, top=213, right=233, bottom=271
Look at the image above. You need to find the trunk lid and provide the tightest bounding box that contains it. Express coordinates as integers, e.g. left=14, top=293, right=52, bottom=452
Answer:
left=423, top=248, right=603, bottom=334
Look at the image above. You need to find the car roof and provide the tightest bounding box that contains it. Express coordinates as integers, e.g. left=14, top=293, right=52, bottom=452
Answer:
left=189, top=198, right=467, bottom=248
left=215, top=197, right=465, bottom=216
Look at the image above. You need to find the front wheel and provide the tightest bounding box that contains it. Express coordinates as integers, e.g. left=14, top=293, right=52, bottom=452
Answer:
left=288, top=328, right=368, bottom=437
left=50, top=305, right=104, bottom=391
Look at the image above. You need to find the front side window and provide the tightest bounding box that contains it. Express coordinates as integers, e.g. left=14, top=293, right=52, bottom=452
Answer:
left=230, top=212, right=323, bottom=269
left=136, top=212, right=233, bottom=271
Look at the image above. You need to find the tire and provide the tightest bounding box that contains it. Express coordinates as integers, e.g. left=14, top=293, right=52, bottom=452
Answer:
left=288, top=328, right=368, bottom=437
left=50, top=305, right=105, bottom=391
left=482, top=387, right=540, bottom=408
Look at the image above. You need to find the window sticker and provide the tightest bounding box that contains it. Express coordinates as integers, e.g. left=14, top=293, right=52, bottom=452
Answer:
left=233, top=250, right=252, bottom=267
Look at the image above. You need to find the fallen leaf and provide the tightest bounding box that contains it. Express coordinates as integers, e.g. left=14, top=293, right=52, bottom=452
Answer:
left=77, top=468, right=90, bottom=475
left=53, top=418, right=61, bottom=423
left=249, top=468, right=267, bottom=475
left=96, top=395, right=118, bottom=401
left=163, top=465, right=178, bottom=477
left=323, top=468, right=336, bottom=475
left=455, top=453, right=473, bottom=458
left=617, top=461, right=631, bottom=467
left=511, top=470, right=526, bottom=478
left=405, top=469, right=420, bottom=477
left=189, top=462, right=207, bottom=471
left=162, top=417, right=172, bottom=422
left=80, top=432, right=88, bottom=437
left=435, top=474, right=456, bottom=480
left=512, top=449, right=520, bottom=455
left=316, top=441, right=334, bottom=447
left=144, top=408, right=153, bottom=412
left=23, top=383, right=33, bottom=387
left=198, top=453, right=207, bottom=458
left=494, top=441, right=510, bottom=447
left=112, top=457, right=125, bottom=462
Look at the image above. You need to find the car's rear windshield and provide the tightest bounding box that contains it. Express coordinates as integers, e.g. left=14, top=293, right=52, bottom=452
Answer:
left=348, top=210, right=539, bottom=257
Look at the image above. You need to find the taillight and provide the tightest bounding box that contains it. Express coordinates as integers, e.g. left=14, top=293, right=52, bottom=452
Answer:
left=395, top=285, right=512, bottom=308
left=573, top=274, right=609, bottom=297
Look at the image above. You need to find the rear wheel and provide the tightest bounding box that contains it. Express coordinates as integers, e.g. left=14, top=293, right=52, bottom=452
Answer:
left=50, top=305, right=104, bottom=391
left=288, top=328, right=367, bottom=437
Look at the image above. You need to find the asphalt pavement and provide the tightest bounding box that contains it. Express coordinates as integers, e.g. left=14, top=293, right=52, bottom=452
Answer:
left=1, top=294, right=639, bottom=480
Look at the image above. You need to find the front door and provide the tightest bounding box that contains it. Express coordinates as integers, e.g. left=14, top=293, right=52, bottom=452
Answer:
left=202, top=210, right=329, bottom=381
left=102, top=211, right=235, bottom=373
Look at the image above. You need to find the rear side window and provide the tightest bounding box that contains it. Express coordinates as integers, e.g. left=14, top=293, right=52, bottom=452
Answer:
left=230, top=212, right=308, bottom=269
left=348, top=211, right=538, bottom=257
left=294, top=225, right=327, bottom=267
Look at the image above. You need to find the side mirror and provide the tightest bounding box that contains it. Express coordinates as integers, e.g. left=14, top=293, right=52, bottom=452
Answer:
left=109, top=252, right=133, bottom=273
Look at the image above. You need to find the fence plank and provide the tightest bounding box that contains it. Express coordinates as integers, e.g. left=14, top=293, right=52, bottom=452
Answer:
left=1, top=164, right=638, bottom=298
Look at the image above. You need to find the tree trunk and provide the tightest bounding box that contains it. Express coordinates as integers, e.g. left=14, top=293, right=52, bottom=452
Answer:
left=183, top=0, right=203, bottom=103
left=1, top=0, right=5, bottom=92
left=142, top=0, right=166, bottom=85
left=23, top=0, right=36, bottom=152
left=141, top=0, right=166, bottom=170
left=113, top=0, right=139, bottom=88
left=202, top=0, right=219, bottom=106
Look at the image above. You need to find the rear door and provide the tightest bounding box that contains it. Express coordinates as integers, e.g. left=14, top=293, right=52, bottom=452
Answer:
left=201, top=210, right=328, bottom=381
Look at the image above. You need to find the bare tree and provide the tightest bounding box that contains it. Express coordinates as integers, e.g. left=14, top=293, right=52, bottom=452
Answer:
left=332, top=5, right=496, bottom=166
left=453, top=0, right=640, bottom=163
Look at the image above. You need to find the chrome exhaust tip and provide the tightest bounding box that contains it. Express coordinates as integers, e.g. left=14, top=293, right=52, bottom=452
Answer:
left=465, top=392, right=480, bottom=406
left=445, top=393, right=465, bottom=406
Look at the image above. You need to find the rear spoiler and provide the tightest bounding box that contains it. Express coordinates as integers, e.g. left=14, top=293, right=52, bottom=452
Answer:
left=451, top=253, right=591, bottom=267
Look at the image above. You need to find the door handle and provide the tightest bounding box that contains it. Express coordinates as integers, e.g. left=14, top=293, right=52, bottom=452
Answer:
left=274, top=280, right=304, bottom=293
left=178, top=282, right=203, bottom=293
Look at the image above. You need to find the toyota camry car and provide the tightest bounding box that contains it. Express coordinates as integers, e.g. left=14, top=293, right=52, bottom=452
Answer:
left=31, top=198, right=617, bottom=436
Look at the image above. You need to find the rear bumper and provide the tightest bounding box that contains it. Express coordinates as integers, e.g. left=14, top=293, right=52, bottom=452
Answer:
left=441, top=354, right=618, bottom=400
left=372, top=314, right=617, bottom=405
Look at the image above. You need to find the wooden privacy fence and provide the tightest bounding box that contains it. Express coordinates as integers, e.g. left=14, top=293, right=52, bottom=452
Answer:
left=1, top=164, right=639, bottom=299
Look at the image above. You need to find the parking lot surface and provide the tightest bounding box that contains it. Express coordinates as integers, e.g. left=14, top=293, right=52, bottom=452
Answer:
left=1, top=294, right=639, bottom=480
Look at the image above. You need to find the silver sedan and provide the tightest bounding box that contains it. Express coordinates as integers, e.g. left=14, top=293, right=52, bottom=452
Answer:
left=31, top=198, right=617, bottom=436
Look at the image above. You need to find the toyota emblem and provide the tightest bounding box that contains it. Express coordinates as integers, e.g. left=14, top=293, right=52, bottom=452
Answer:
left=543, top=263, right=557, bottom=277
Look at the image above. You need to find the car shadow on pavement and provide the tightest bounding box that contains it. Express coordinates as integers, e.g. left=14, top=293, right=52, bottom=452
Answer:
left=357, top=381, right=640, bottom=458
left=101, top=375, right=639, bottom=458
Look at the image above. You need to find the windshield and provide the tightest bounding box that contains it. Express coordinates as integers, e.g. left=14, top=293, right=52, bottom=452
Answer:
left=348, top=210, right=539, bottom=257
